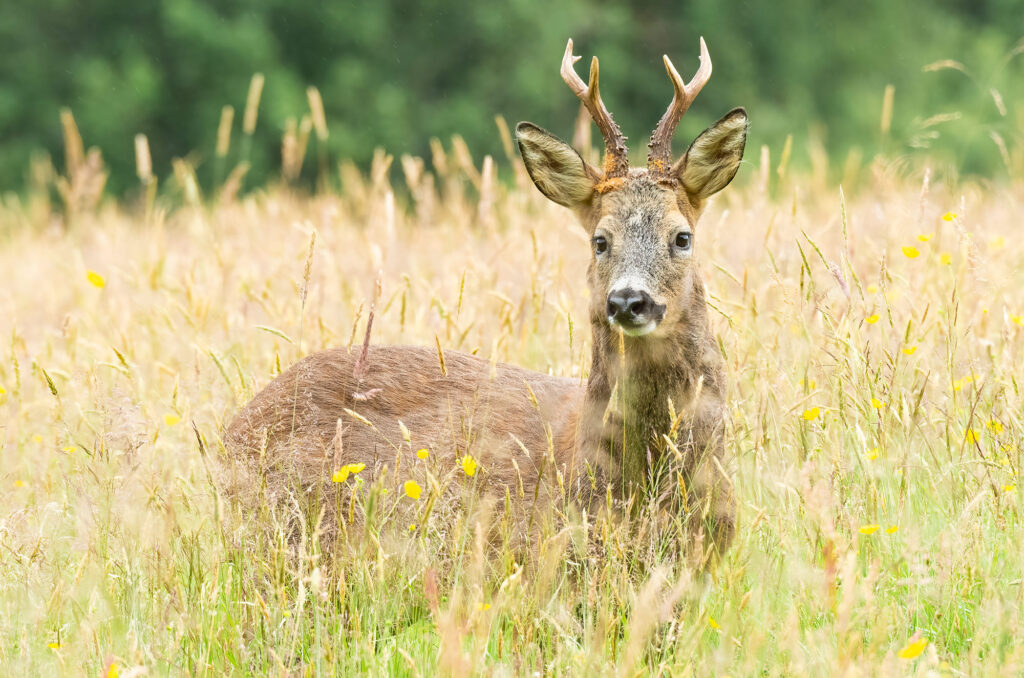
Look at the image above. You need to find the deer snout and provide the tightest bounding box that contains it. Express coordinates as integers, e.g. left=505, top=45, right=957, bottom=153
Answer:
left=606, top=288, right=666, bottom=336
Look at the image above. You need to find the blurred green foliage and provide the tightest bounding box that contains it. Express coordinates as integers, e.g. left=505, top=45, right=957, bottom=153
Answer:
left=1, top=0, right=1021, bottom=193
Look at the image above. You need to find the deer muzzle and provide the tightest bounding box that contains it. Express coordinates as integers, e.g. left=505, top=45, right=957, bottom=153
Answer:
left=606, top=287, right=666, bottom=337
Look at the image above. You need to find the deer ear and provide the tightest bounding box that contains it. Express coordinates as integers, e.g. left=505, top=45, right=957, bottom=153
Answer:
left=673, top=108, right=748, bottom=204
left=517, top=122, right=600, bottom=209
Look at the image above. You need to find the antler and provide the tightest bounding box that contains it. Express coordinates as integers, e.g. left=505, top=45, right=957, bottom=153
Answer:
left=561, top=39, right=629, bottom=178
left=647, top=37, right=713, bottom=175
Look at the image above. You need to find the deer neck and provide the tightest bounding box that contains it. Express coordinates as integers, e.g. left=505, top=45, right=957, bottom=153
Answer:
left=579, top=278, right=722, bottom=497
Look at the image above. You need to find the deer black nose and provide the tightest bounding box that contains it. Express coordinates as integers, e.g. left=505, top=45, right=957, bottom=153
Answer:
left=606, top=288, right=654, bottom=324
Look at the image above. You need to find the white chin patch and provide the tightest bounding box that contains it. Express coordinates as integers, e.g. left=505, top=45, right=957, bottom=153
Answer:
left=609, top=319, right=658, bottom=337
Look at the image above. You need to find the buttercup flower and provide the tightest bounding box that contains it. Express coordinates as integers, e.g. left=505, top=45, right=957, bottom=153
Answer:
left=404, top=480, right=423, bottom=499
left=897, top=637, right=928, bottom=659
left=331, top=463, right=366, bottom=483
left=459, top=454, right=478, bottom=477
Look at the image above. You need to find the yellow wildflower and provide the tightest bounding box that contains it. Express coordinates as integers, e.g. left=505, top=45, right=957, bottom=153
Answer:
left=1005, top=484, right=1017, bottom=493
left=987, top=419, right=1003, bottom=434
left=953, top=375, right=976, bottom=391
left=939, top=252, right=952, bottom=265
left=871, top=398, right=886, bottom=409
left=332, top=462, right=366, bottom=483
left=62, top=445, right=76, bottom=453
left=14, top=480, right=25, bottom=488
left=416, top=448, right=429, bottom=459
left=866, top=314, right=880, bottom=324
left=404, top=480, right=423, bottom=499
left=86, top=270, right=106, bottom=288
left=897, top=637, right=928, bottom=659
left=1011, top=315, right=1024, bottom=327
left=990, top=236, right=1005, bottom=250
left=866, top=447, right=880, bottom=461
left=708, top=616, right=721, bottom=630
left=867, top=284, right=879, bottom=294
left=47, top=642, right=60, bottom=650
left=901, top=246, right=920, bottom=258
left=886, top=525, right=899, bottom=534
left=164, top=414, right=181, bottom=426
left=964, top=429, right=979, bottom=444
left=408, top=523, right=417, bottom=532
left=917, top=233, right=934, bottom=242
left=902, top=346, right=917, bottom=355
left=107, top=662, right=119, bottom=678
left=459, top=454, right=478, bottom=477
left=859, top=524, right=880, bottom=535
left=942, top=211, right=957, bottom=221
left=477, top=603, right=492, bottom=611
left=802, top=407, right=820, bottom=421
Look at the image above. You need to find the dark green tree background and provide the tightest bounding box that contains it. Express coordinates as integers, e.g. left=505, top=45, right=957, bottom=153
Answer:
left=1, top=0, right=1021, bottom=193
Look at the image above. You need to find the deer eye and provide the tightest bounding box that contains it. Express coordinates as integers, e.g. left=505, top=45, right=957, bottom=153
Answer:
left=594, top=235, right=608, bottom=255
left=674, top=232, right=692, bottom=250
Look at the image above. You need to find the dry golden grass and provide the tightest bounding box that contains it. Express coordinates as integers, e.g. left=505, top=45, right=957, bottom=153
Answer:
left=1, top=134, right=1022, bottom=675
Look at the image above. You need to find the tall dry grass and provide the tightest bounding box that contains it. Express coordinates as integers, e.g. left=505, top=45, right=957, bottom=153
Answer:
left=0, top=104, right=1022, bottom=676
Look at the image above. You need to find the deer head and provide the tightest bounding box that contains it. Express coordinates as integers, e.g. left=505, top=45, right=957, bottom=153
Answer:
left=517, top=38, right=747, bottom=339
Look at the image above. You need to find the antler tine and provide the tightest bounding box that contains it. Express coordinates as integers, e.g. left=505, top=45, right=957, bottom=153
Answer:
left=647, top=37, right=713, bottom=174
left=560, top=39, right=629, bottom=177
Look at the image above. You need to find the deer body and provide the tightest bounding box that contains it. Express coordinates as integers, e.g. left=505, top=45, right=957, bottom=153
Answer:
left=226, top=38, right=747, bottom=557
left=227, top=345, right=585, bottom=509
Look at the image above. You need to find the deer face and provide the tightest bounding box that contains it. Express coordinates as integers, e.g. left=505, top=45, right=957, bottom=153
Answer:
left=517, top=108, right=748, bottom=339
left=591, top=179, right=694, bottom=337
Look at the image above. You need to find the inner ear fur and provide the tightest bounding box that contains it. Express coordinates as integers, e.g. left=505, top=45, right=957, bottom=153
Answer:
left=672, top=108, right=748, bottom=204
left=516, top=122, right=601, bottom=209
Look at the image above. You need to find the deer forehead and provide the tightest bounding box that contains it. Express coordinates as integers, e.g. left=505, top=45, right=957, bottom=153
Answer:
left=596, top=178, right=694, bottom=235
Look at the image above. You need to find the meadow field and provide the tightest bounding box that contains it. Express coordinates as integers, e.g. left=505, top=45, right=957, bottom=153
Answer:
left=1, top=115, right=1022, bottom=676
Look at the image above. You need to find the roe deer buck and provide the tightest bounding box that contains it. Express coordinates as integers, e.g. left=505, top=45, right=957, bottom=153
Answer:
left=226, top=38, right=747, bottom=559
